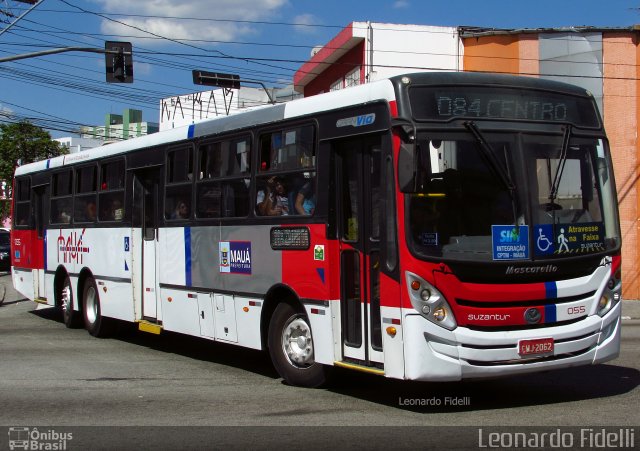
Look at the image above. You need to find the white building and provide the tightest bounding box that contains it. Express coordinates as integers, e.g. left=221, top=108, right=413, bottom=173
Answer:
left=54, top=137, right=103, bottom=153
left=294, top=22, right=461, bottom=96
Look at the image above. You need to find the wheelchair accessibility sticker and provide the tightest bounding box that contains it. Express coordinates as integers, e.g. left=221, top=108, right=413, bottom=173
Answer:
left=492, top=225, right=529, bottom=260
left=534, top=222, right=605, bottom=256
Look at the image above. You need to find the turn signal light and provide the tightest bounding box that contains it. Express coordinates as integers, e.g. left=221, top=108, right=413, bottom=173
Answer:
left=386, top=326, right=397, bottom=337
left=410, top=280, right=421, bottom=291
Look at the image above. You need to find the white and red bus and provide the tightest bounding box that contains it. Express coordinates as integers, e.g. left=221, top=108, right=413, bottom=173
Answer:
left=11, top=72, right=622, bottom=387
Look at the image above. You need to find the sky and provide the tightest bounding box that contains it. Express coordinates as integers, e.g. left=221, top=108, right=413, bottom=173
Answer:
left=0, top=0, right=638, bottom=138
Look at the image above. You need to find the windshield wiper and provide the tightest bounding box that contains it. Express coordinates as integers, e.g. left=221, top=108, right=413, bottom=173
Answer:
left=548, top=125, right=572, bottom=205
left=463, top=121, right=516, bottom=194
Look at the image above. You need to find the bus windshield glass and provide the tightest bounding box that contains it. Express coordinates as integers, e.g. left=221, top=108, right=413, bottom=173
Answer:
left=407, top=132, right=620, bottom=262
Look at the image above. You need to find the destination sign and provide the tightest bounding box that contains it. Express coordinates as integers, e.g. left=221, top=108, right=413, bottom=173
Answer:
left=409, top=87, right=600, bottom=127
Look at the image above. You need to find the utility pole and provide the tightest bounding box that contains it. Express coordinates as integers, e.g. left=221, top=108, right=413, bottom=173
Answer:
left=0, top=0, right=45, bottom=38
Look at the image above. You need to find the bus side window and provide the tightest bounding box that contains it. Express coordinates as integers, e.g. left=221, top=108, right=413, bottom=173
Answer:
left=74, top=165, right=97, bottom=223
left=166, top=147, right=193, bottom=221
left=50, top=170, right=73, bottom=225
left=196, top=137, right=251, bottom=219
left=99, top=159, right=125, bottom=222
left=13, top=177, right=31, bottom=227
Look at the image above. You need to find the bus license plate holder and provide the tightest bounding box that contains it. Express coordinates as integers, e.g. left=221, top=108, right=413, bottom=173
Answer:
left=518, top=337, right=554, bottom=357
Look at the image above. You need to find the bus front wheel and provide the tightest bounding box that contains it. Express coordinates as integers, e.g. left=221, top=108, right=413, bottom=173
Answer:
left=82, top=276, right=114, bottom=338
left=268, top=302, right=328, bottom=388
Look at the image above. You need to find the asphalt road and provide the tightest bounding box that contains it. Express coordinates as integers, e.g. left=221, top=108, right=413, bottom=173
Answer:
left=0, top=273, right=638, bottom=449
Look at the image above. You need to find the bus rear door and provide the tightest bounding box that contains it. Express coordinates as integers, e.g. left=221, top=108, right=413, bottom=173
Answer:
left=132, top=170, right=160, bottom=322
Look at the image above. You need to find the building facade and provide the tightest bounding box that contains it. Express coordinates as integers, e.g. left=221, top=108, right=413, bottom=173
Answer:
left=54, top=136, right=103, bottom=154
left=80, top=109, right=159, bottom=141
left=294, top=22, right=640, bottom=299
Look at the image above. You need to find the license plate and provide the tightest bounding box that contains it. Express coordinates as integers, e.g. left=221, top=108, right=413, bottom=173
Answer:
left=518, top=338, right=554, bottom=357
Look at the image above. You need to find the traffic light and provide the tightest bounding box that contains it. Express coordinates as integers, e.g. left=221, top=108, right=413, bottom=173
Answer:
left=105, top=41, right=133, bottom=83
left=192, top=70, right=240, bottom=89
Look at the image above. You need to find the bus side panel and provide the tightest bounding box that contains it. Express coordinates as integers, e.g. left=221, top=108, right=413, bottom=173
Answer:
left=11, top=229, right=44, bottom=270
left=11, top=229, right=44, bottom=301
left=45, top=227, right=135, bottom=321
left=189, top=225, right=281, bottom=294
left=158, top=227, right=187, bottom=287
left=281, top=223, right=333, bottom=301
left=12, top=267, right=36, bottom=301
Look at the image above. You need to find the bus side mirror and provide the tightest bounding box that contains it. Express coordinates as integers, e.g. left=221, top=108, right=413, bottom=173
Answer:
left=398, top=142, right=417, bottom=193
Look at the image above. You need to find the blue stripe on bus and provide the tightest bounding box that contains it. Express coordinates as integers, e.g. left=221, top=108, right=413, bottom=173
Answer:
left=544, top=281, right=557, bottom=299
left=187, top=124, right=195, bottom=139
left=544, top=282, right=557, bottom=324
left=184, top=227, right=192, bottom=287
left=545, top=304, right=557, bottom=323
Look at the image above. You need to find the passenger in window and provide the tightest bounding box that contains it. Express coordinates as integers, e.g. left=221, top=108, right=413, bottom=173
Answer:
left=112, top=199, right=123, bottom=221
left=58, top=210, right=71, bottom=224
left=257, top=176, right=289, bottom=216
left=85, top=201, right=97, bottom=221
left=171, top=200, right=190, bottom=220
left=295, top=181, right=316, bottom=215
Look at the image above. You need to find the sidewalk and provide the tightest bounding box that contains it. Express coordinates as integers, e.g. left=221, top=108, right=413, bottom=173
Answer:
left=622, top=299, right=640, bottom=320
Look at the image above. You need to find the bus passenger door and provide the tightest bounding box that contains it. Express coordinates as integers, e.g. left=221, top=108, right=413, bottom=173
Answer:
left=334, top=136, right=384, bottom=367
left=132, top=170, right=160, bottom=322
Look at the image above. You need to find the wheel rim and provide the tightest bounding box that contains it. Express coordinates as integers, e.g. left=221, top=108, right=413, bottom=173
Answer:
left=281, top=315, right=314, bottom=368
left=85, top=285, right=98, bottom=325
left=61, top=284, right=72, bottom=316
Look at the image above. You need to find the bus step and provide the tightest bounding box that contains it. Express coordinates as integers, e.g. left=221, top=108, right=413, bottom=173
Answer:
left=34, top=298, right=48, bottom=305
left=334, top=361, right=385, bottom=376
left=137, top=321, right=162, bottom=335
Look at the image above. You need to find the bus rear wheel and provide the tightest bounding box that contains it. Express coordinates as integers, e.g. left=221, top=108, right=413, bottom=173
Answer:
left=268, top=302, right=328, bottom=388
left=82, top=276, right=114, bottom=338
left=58, top=275, right=81, bottom=328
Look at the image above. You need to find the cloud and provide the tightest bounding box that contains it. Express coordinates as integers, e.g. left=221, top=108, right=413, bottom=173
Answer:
left=0, top=105, right=14, bottom=117
left=393, top=1, right=410, bottom=8
left=91, top=0, right=288, bottom=46
left=292, top=14, right=319, bottom=34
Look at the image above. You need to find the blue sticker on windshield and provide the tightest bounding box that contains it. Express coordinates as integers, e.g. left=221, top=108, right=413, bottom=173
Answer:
left=534, top=222, right=605, bottom=255
left=535, top=224, right=555, bottom=256
left=492, top=225, right=529, bottom=260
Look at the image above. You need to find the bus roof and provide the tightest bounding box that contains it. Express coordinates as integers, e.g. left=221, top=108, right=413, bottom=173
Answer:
left=14, top=77, right=397, bottom=177
left=15, top=71, right=594, bottom=177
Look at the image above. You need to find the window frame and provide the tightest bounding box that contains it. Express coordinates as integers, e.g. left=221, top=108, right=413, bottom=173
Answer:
left=164, top=144, right=195, bottom=222
left=195, top=134, right=252, bottom=220
left=98, top=157, right=126, bottom=223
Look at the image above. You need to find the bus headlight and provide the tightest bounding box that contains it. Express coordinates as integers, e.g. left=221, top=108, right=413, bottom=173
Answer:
left=598, top=272, right=622, bottom=317
left=405, top=271, right=457, bottom=330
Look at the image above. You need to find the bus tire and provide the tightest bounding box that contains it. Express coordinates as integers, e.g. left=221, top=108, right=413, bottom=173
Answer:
left=82, top=276, right=113, bottom=338
left=58, top=274, right=82, bottom=328
left=268, top=302, right=328, bottom=388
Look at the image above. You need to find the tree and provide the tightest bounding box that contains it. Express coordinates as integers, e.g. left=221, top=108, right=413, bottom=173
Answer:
left=0, top=121, right=68, bottom=222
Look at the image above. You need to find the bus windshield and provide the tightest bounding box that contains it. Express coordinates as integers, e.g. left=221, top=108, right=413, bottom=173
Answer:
left=407, top=130, right=620, bottom=262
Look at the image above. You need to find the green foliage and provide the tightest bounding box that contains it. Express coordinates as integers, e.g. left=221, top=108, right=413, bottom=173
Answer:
left=0, top=121, right=68, bottom=221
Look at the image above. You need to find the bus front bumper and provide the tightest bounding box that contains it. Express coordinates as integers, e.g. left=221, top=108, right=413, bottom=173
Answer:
left=402, top=302, right=621, bottom=381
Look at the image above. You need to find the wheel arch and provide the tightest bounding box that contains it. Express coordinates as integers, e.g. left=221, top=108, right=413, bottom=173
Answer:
left=260, top=283, right=304, bottom=350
